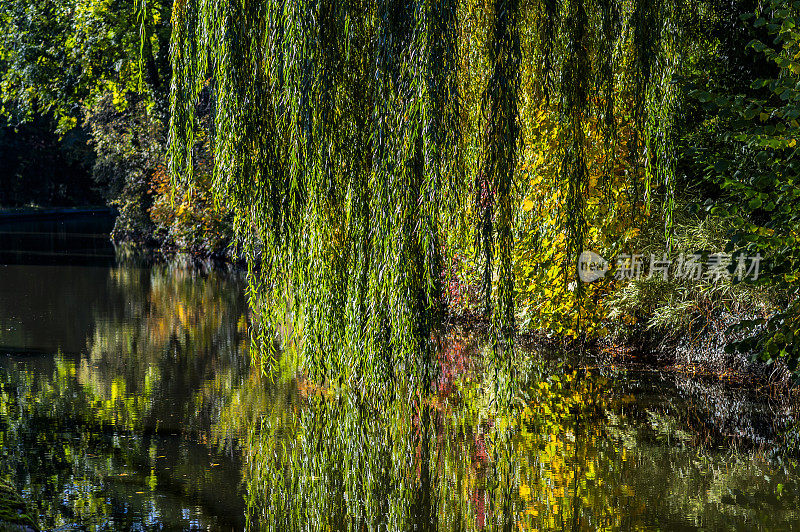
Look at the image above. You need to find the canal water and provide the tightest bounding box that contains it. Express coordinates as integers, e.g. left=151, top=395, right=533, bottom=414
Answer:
left=0, top=215, right=799, bottom=530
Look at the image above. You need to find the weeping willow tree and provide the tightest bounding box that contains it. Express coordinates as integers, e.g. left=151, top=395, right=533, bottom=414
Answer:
left=167, top=0, right=682, bottom=388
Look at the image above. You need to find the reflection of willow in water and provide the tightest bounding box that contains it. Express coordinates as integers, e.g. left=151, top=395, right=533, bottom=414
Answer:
left=0, top=262, right=252, bottom=529
left=235, top=333, right=800, bottom=530
left=4, top=260, right=798, bottom=529
left=82, top=262, right=249, bottom=430
left=240, top=335, right=619, bottom=530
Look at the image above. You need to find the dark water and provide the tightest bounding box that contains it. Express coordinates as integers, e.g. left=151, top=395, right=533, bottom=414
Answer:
left=0, top=213, right=116, bottom=267
left=0, top=215, right=251, bottom=529
left=1, top=217, right=800, bottom=531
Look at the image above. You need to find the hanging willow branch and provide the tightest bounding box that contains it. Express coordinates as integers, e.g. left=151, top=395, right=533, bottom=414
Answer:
left=644, top=0, right=682, bottom=244
left=478, top=0, right=521, bottom=357
left=170, top=0, right=461, bottom=394
left=561, top=0, right=590, bottom=296
left=168, top=0, right=681, bottom=386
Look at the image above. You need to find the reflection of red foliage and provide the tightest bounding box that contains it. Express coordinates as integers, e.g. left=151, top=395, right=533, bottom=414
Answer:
left=469, top=429, right=491, bottom=528
left=421, top=335, right=494, bottom=529
left=473, top=432, right=488, bottom=463
left=473, top=488, right=486, bottom=529
left=436, top=336, right=472, bottom=398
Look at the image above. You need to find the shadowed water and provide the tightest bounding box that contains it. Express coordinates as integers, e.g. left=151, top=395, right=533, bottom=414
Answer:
left=1, top=217, right=799, bottom=530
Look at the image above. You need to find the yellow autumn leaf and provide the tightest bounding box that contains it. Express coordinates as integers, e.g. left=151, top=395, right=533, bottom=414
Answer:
left=624, top=227, right=640, bottom=240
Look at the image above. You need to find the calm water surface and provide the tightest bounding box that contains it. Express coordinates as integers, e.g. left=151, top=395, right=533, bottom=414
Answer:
left=1, top=216, right=799, bottom=530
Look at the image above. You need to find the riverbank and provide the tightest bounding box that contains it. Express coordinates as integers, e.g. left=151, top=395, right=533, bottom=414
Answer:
left=445, top=311, right=797, bottom=394
left=4, top=209, right=788, bottom=395
left=0, top=206, right=114, bottom=222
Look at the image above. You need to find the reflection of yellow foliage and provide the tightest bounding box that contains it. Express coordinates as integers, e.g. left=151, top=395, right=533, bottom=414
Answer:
left=75, top=265, right=248, bottom=431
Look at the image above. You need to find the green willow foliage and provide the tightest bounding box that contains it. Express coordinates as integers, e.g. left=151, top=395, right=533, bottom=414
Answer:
left=168, top=0, right=681, bottom=388
left=477, top=0, right=520, bottom=356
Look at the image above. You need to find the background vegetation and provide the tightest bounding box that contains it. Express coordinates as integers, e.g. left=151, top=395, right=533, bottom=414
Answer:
left=0, top=0, right=231, bottom=255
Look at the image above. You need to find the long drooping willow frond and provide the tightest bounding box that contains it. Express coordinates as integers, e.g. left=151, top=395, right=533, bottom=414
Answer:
left=561, top=0, right=590, bottom=297
left=168, top=0, right=682, bottom=385
left=477, top=0, right=521, bottom=358
left=169, top=0, right=461, bottom=394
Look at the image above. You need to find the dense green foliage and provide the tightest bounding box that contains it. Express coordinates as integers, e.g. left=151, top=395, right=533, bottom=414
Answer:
left=595, top=0, right=800, bottom=373
left=4, top=2, right=800, bottom=529
left=691, top=1, right=800, bottom=368
left=0, top=0, right=170, bottom=125
left=0, top=0, right=232, bottom=255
